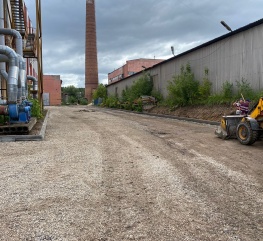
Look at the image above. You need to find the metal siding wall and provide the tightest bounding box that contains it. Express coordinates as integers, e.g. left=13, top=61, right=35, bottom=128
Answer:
left=107, top=24, right=263, bottom=98
left=107, top=73, right=143, bottom=97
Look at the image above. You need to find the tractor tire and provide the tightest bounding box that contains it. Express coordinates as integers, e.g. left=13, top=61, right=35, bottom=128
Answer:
left=236, top=122, right=258, bottom=145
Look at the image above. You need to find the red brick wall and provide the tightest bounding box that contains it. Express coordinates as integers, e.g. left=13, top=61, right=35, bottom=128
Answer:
left=126, top=59, right=163, bottom=75
left=108, top=66, right=124, bottom=83
left=108, top=58, right=164, bottom=84
left=85, top=0, right=98, bottom=102
left=43, top=75, right=62, bottom=106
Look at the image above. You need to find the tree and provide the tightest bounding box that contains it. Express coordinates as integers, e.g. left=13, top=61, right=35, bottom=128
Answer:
left=93, top=84, right=107, bottom=100
left=62, top=86, right=85, bottom=104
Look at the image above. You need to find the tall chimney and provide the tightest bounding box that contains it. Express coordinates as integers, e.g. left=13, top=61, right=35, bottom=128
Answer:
left=85, top=0, right=98, bottom=102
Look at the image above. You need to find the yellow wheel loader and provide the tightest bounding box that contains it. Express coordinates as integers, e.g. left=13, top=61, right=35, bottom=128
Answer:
left=215, top=97, right=263, bottom=145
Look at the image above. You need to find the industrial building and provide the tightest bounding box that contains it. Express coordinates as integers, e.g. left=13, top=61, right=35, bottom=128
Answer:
left=0, top=0, right=42, bottom=132
left=43, top=75, right=62, bottom=106
left=108, top=58, right=164, bottom=84
left=106, top=18, right=263, bottom=98
left=0, top=0, right=42, bottom=100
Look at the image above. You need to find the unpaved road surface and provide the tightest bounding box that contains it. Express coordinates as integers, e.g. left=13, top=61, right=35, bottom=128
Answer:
left=0, top=106, right=262, bottom=241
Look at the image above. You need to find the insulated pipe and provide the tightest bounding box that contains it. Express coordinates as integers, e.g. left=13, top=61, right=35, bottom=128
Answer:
left=0, top=45, right=19, bottom=103
left=0, top=68, right=8, bottom=80
left=0, top=28, right=23, bottom=56
left=27, top=75, right=38, bottom=99
left=0, top=29, right=26, bottom=102
left=17, top=55, right=26, bottom=101
left=21, top=59, right=26, bottom=99
left=0, top=55, right=8, bottom=80
left=0, top=0, right=5, bottom=97
left=0, top=54, right=9, bottom=62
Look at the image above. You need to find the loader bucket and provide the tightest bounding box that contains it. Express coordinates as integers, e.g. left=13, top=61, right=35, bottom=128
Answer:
left=215, top=125, right=229, bottom=139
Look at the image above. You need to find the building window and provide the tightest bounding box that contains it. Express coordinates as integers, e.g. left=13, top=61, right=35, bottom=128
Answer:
left=128, top=71, right=135, bottom=76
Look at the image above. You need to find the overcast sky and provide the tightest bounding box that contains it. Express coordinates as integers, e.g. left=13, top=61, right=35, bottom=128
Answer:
left=25, top=0, right=263, bottom=88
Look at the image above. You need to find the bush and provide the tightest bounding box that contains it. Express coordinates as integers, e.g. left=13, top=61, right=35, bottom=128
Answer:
left=198, top=68, right=212, bottom=100
left=151, top=89, right=163, bottom=103
left=167, top=63, right=199, bottom=106
left=235, top=78, right=254, bottom=100
left=30, top=99, right=43, bottom=119
left=105, top=96, right=118, bottom=108
left=124, top=73, right=153, bottom=102
left=79, top=98, right=88, bottom=105
left=93, top=84, right=107, bottom=100
left=221, top=81, right=233, bottom=100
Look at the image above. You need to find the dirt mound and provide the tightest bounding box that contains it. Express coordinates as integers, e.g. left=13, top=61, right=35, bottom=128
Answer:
left=146, top=104, right=235, bottom=122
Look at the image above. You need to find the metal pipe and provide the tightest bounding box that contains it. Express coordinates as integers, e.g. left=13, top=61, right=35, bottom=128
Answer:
left=0, top=29, right=27, bottom=101
left=0, top=45, right=19, bottom=103
left=0, top=0, right=5, bottom=97
left=0, top=55, right=8, bottom=80
left=27, top=75, right=38, bottom=99
left=17, top=55, right=26, bottom=101
left=0, top=28, right=23, bottom=56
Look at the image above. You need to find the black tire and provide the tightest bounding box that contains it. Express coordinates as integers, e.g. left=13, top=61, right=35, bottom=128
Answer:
left=236, top=122, right=258, bottom=145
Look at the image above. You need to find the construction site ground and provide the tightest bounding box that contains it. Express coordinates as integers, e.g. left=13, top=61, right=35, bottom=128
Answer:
left=145, top=104, right=235, bottom=122
left=0, top=105, right=262, bottom=240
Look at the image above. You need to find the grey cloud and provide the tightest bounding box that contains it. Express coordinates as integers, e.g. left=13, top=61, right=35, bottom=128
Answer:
left=25, top=0, right=263, bottom=87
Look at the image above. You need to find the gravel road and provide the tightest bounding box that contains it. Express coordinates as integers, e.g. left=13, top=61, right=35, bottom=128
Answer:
left=0, top=105, right=262, bottom=241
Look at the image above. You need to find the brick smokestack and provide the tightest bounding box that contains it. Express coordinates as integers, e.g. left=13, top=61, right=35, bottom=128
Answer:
left=85, top=0, right=98, bottom=102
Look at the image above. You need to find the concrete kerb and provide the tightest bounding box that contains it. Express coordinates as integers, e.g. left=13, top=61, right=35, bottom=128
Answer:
left=0, top=109, right=49, bottom=142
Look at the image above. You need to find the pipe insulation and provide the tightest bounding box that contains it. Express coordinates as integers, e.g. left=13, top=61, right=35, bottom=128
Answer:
left=0, top=28, right=26, bottom=101
left=0, top=45, right=19, bottom=103
left=27, top=75, right=38, bottom=99
left=0, top=28, right=23, bottom=56
left=17, top=55, right=26, bottom=101
left=0, top=54, right=8, bottom=80
left=0, top=0, right=5, bottom=96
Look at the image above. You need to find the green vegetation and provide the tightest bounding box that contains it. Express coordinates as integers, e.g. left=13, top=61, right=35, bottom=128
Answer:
left=198, top=68, right=212, bottom=100
left=93, top=84, right=107, bottom=100
left=62, top=86, right=87, bottom=105
left=97, top=72, right=155, bottom=112
left=121, top=72, right=153, bottom=103
left=0, top=115, right=6, bottom=125
left=92, top=63, right=262, bottom=112
left=166, top=63, right=261, bottom=107
left=167, top=63, right=199, bottom=106
left=206, top=78, right=261, bottom=105
left=30, top=98, right=43, bottom=119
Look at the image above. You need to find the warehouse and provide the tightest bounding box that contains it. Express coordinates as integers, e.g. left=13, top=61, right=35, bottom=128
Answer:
left=106, top=18, right=263, bottom=98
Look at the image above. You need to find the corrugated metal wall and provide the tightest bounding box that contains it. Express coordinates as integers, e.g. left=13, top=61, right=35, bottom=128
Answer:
left=107, top=23, right=263, bottom=98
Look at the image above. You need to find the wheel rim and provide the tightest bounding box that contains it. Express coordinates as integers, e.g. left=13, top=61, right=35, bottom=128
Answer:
left=238, top=125, right=248, bottom=140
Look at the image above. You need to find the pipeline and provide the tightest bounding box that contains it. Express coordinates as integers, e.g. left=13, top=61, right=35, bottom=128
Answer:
left=27, top=75, right=38, bottom=99
left=0, top=28, right=26, bottom=102
left=0, top=46, right=32, bottom=124
left=0, top=45, right=19, bottom=103
left=0, top=3, right=33, bottom=125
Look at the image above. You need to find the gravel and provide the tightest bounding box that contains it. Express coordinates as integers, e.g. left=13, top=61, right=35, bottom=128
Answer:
left=0, top=105, right=262, bottom=240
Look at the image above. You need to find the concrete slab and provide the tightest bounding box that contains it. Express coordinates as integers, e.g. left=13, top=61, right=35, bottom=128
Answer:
left=0, top=110, right=49, bottom=142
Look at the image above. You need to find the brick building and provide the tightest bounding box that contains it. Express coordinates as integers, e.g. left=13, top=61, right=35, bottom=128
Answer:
left=108, top=58, right=164, bottom=84
left=43, top=75, right=62, bottom=106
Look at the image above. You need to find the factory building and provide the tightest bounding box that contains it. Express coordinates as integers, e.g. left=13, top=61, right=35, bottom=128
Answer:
left=107, top=18, right=263, bottom=99
left=0, top=0, right=43, bottom=127
left=43, top=75, right=62, bottom=106
left=108, top=58, right=164, bottom=84
left=0, top=0, right=42, bottom=100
